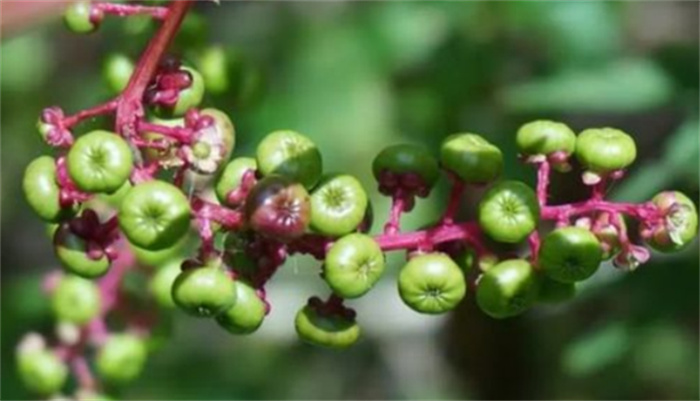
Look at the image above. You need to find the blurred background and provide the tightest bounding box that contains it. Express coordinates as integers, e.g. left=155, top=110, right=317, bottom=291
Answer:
left=1, top=1, right=698, bottom=399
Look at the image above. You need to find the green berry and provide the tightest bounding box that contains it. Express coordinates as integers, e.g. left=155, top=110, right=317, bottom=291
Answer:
left=256, top=130, right=323, bottom=189
left=575, top=128, right=637, bottom=174
left=324, top=234, right=385, bottom=298
left=23, top=156, right=77, bottom=223
left=64, top=1, right=100, bottom=34
left=36, top=118, right=53, bottom=144
left=197, top=45, right=238, bottom=95
left=215, top=157, right=257, bottom=207
left=372, top=144, right=439, bottom=191
left=171, top=265, right=237, bottom=317
left=51, top=275, right=101, bottom=325
left=398, top=253, right=466, bottom=314
left=476, top=259, right=539, bottom=319
left=96, top=334, right=148, bottom=383
left=440, top=133, right=503, bottom=183
left=294, top=305, right=360, bottom=349
left=216, top=281, right=266, bottom=335
left=103, top=54, right=134, bottom=93
left=310, top=174, right=369, bottom=236
left=539, top=227, right=603, bottom=283
left=149, top=260, right=182, bottom=308
left=516, top=120, right=576, bottom=157
left=67, top=130, right=133, bottom=194
left=167, top=66, right=205, bottom=117
left=54, top=224, right=110, bottom=278
left=17, top=350, right=67, bottom=395
left=119, top=180, right=191, bottom=250
left=131, top=234, right=187, bottom=268
left=478, top=181, right=540, bottom=243
left=645, top=191, right=699, bottom=252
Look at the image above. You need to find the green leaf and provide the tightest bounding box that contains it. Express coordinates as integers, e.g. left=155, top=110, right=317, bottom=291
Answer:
left=501, top=59, right=674, bottom=112
left=563, top=322, right=630, bottom=376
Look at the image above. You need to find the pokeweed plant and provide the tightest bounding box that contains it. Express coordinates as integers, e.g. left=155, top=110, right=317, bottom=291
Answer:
left=17, top=1, right=699, bottom=399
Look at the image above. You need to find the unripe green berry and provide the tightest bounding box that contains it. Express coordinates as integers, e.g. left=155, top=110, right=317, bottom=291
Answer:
left=171, top=265, right=237, bottom=317
left=516, top=120, right=576, bottom=157
left=215, top=157, right=257, bottom=207
left=539, top=227, right=603, bottom=283
left=476, top=259, right=538, bottom=319
left=575, top=128, right=637, bottom=174
left=149, top=260, right=183, bottom=308
left=51, top=275, right=101, bottom=325
left=440, top=133, right=503, bottom=183
left=324, top=233, right=385, bottom=298
left=17, top=350, right=67, bottom=395
left=310, top=174, right=369, bottom=237
left=294, top=305, right=360, bottom=349
left=478, top=181, right=540, bottom=243
left=216, top=281, right=266, bottom=335
left=118, top=180, right=191, bottom=251
left=256, top=130, right=323, bottom=189
left=64, top=1, right=100, bottom=34
left=54, top=225, right=110, bottom=279
left=67, top=130, right=133, bottom=194
left=197, top=45, right=235, bottom=95
left=372, top=144, right=439, bottom=192
left=96, top=334, right=148, bottom=383
left=23, top=156, right=77, bottom=223
left=398, top=252, right=466, bottom=314
left=170, top=66, right=205, bottom=117
left=103, top=54, right=134, bottom=93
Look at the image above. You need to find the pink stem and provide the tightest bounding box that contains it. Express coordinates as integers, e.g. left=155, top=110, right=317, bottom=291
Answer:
left=71, top=356, right=96, bottom=391
left=375, top=221, right=487, bottom=254
left=62, top=100, right=119, bottom=128
left=131, top=136, right=172, bottom=150
left=610, top=212, right=631, bottom=250
left=591, top=176, right=607, bottom=201
left=226, top=169, right=257, bottom=205
left=542, top=200, right=659, bottom=222
left=92, top=2, right=169, bottom=19
left=136, top=120, right=194, bottom=143
left=528, top=231, right=541, bottom=267
left=191, top=197, right=246, bottom=231
left=440, top=176, right=465, bottom=225
left=115, top=1, right=192, bottom=137
left=253, top=241, right=287, bottom=288
left=98, top=242, right=135, bottom=312
left=536, top=160, right=550, bottom=208
left=87, top=318, right=109, bottom=345
left=384, top=192, right=408, bottom=234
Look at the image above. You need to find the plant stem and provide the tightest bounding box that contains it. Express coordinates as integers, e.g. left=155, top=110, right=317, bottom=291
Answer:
left=384, top=192, right=408, bottom=234
left=541, top=199, right=659, bottom=221
left=92, top=2, right=169, bottom=19
left=137, top=120, right=194, bottom=143
left=535, top=160, right=550, bottom=208
left=441, top=175, right=465, bottom=225
left=375, top=221, right=486, bottom=254
left=62, top=100, right=118, bottom=128
left=115, top=1, right=192, bottom=137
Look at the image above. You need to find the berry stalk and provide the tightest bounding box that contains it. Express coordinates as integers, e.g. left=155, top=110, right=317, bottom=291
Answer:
left=91, top=2, right=169, bottom=20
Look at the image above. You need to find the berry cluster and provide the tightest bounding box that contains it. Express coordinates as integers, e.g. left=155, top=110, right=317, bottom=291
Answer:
left=16, top=1, right=698, bottom=399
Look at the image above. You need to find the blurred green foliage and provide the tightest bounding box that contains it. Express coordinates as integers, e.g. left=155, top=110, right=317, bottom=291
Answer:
left=1, top=2, right=698, bottom=400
